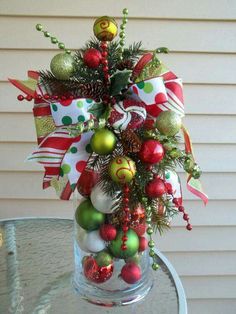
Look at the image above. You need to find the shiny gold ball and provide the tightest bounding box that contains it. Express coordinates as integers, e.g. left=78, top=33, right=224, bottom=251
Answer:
left=109, top=156, right=136, bottom=184
left=93, top=16, right=118, bottom=41
left=155, top=111, right=182, bottom=136
left=90, top=128, right=116, bottom=155
left=50, top=53, right=75, bottom=80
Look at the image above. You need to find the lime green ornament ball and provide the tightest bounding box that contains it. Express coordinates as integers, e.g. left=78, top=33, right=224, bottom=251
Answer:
left=109, top=156, right=136, bottom=184
left=95, top=251, right=113, bottom=267
left=90, top=128, right=116, bottom=155
left=109, top=229, right=139, bottom=259
left=50, top=53, right=75, bottom=80
left=155, top=111, right=182, bottom=136
left=75, top=199, right=105, bottom=231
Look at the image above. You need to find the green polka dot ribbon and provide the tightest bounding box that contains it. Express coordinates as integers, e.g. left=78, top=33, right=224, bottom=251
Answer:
left=49, top=98, right=94, bottom=127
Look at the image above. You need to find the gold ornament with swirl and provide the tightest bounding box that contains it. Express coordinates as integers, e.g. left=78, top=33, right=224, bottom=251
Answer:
left=109, top=156, right=136, bottom=184
left=93, top=16, right=118, bottom=41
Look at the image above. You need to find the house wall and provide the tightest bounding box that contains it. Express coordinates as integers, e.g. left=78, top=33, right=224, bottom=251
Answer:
left=0, top=1, right=235, bottom=313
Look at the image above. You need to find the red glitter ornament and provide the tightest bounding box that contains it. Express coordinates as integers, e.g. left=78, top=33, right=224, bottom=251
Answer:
left=83, top=256, right=113, bottom=284
left=145, top=177, right=167, bottom=198
left=99, top=224, right=117, bottom=241
left=139, top=140, right=164, bottom=164
left=131, top=223, right=146, bottom=237
left=121, top=262, right=141, bottom=284
left=83, top=48, right=102, bottom=69
left=138, top=236, right=148, bottom=252
left=77, top=168, right=99, bottom=197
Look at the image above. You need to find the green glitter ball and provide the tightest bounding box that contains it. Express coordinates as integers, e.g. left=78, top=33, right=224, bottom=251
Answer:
left=50, top=53, right=75, bottom=80
left=155, top=111, right=182, bottom=136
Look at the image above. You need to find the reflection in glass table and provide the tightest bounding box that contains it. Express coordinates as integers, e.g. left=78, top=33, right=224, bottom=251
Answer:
left=0, top=218, right=187, bottom=314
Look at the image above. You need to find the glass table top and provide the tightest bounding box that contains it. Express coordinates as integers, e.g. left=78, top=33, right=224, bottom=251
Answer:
left=0, top=218, right=186, bottom=314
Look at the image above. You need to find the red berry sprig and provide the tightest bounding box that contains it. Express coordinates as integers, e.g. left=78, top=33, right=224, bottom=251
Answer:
left=173, top=198, right=192, bottom=231
left=121, top=184, right=130, bottom=251
left=100, top=41, right=110, bottom=85
left=17, top=94, right=33, bottom=101
left=17, top=94, right=77, bottom=102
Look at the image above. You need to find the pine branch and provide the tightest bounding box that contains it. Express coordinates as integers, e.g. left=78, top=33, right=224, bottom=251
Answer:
left=122, top=42, right=143, bottom=61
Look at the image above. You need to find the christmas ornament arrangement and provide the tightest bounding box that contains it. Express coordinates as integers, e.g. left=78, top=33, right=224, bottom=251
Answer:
left=9, top=9, right=208, bottom=305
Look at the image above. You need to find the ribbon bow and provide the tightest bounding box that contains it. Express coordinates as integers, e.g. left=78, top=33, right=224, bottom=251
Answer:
left=9, top=61, right=208, bottom=204
left=9, top=71, right=96, bottom=200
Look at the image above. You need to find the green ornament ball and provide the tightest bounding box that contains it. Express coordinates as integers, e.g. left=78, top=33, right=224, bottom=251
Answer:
left=109, top=229, right=139, bottom=259
left=75, top=199, right=105, bottom=231
left=50, top=53, right=75, bottom=80
left=125, top=253, right=141, bottom=264
left=155, top=111, right=182, bottom=136
left=90, top=128, right=116, bottom=155
left=109, top=156, right=136, bottom=184
left=95, top=251, right=113, bottom=267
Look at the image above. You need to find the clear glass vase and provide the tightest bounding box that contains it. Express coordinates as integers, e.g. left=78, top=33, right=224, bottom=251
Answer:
left=72, top=188, right=153, bottom=306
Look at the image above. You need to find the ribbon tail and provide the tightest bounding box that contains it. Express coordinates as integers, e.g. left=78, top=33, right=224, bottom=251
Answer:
left=182, top=124, right=208, bottom=204
left=9, top=71, right=40, bottom=97
left=57, top=131, right=93, bottom=200
left=181, top=124, right=193, bottom=154
left=187, top=175, right=208, bottom=205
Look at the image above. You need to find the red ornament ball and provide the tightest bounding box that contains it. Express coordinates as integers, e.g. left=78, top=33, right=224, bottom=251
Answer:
left=139, top=140, right=164, bottom=164
left=138, top=236, right=148, bottom=252
left=99, top=224, right=117, bottom=241
left=83, top=256, right=113, bottom=284
left=131, top=223, right=146, bottom=237
left=121, top=262, right=141, bottom=284
left=83, top=48, right=102, bottom=69
left=77, top=168, right=99, bottom=197
left=145, top=177, right=167, bottom=198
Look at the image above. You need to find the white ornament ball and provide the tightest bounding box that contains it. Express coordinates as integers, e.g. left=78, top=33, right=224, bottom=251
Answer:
left=83, top=230, right=106, bottom=253
left=76, top=227, right=91, bottom=253
left=90, top=184, right=117, bottom=214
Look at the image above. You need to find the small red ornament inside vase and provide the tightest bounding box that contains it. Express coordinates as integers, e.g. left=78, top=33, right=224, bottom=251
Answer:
left=139, top=140, right=164, bottom=164
left=145, top=177, right=167, bottom=198
left=83, top=48, right=102, bottom=69
left=121, top=262, right=141, bottom=284
left=138, top=236, right=148, bottom=252
left=83, top=256, right=113, bottom=284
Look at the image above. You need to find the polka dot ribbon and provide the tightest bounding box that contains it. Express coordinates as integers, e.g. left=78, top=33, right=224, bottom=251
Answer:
left=128, top=71, right=185, bottom=121
left=50, top=98, right=94, bottom=127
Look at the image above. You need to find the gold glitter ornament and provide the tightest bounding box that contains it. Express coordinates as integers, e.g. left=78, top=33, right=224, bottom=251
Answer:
left=50, top=53, right=75, bottom=80
left=109, top=156, right=136, bottom=184
left=93, top=16, right=118, bottom=41
left=155, top=111, right=182, bottom=136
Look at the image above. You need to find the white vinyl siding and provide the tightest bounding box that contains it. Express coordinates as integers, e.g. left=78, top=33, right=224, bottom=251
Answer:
left=0, top=1, right=235, bottom=313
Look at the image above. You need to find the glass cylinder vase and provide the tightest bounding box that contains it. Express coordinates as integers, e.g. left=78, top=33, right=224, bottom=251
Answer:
left=72, top=187, right=153, bottom=306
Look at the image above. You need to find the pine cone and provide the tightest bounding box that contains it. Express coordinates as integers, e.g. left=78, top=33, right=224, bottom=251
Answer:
left=78, top=82, right=106, bottom=102
left=120, top=130, right=142, bottom=153
left=117, top=59, right=134, bottom=71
